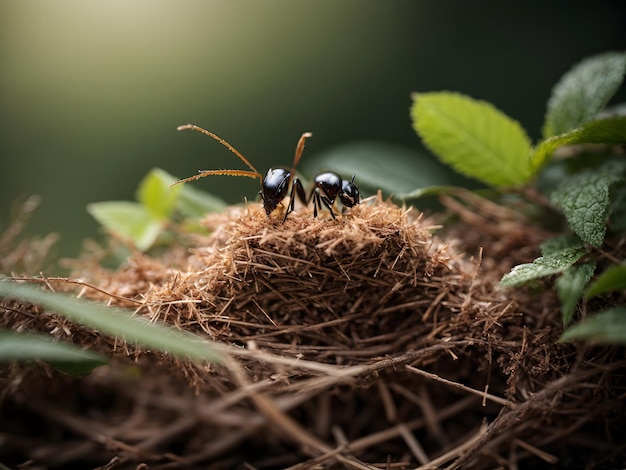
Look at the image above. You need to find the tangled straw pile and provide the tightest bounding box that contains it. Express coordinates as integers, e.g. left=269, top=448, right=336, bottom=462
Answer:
left=1, top=196, right=624, bottom=469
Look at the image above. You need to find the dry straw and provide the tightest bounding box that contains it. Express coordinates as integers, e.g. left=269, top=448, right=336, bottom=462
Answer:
left=1, top=195, right=623, bottom=469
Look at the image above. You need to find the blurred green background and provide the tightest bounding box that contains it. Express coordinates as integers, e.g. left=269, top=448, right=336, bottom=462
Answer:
left=1, top=1, right=625, bottom=258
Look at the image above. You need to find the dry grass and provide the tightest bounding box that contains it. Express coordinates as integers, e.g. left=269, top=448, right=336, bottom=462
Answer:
left=1, top=194, right=624, bottom=469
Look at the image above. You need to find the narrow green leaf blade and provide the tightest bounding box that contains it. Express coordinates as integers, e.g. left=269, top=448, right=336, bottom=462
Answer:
left=560, top=306, right=626, bottom=345
left=500, top=246, right=586, bottom=287
left=531, top=116, right=626, bottom=171
left=87, top=201, right=162, bottom=251
left=137, top=168, right=182, bottom=219
left=551, top=160, right=626, bottom=248
left=585, top=265, right=626, bottom=299
left=0, top=331, right=107, bottom=374
left=0, top=281, right=222, bottom=363
left=543, top=52, right=626, bottom=137
left=411, top=92, right=532, bottom=188
left=556, top=262, right=596, bottom=326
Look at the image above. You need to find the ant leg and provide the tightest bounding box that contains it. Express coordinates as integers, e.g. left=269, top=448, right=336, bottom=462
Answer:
left=320, top=195, right=337, bottom=220
left=312, top=190, right=321, bottom=218
left=294, top=178, right=307, bottom=206
left=282, top=178, right=306, bottom=223
left=307, top=187, right=317, bottom=217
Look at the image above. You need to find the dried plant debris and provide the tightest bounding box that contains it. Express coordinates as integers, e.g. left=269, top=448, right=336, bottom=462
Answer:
left=0, top=196, right=58, bottom=275
left=1, top=197, right=625, bottom=469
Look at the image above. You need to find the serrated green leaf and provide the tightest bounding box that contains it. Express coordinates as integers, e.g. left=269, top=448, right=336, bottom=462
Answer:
left=411, top=92, right=532, bottom=188
left=585, top=265, right=626, bottom=299
left=551, top=160, right=626, bottom=248
left=557, top=262, right=596, bottom=326
left=500, top=246, right=586, bottom=287
left=305, top=141, right=456, bottom=196
left=177, top=184, right=227, bottom=219
left=531, top=116, right=626, bottom=171
left=0, top=281, right=222, bottom=363
left=543, top=52, right=626, bottom=137
left=87, top=201, right=163, bottom=251
left=560, top=306, right=626, bottom=345
left=0, top=331, right=107, bottom=375
left=137, top=168, right=182, bottom=219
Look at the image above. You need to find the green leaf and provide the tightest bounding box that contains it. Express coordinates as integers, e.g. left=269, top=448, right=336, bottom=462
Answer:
left=556, top=262, right=596, bottom=326
left=540, top=235, right=583, bottom=256
left=0, top=331, right=107, bottom=375
left=543, top=52, right=626, bottom=138
left=0, top=280, right=222, bottom=363
left=551, top=160, right=626, bottom=248
left=500, top=246, right=586, bottom=287
left=87, top=201, right=163, bottom=251
left=137, top=168, right=182, bottom=219
left=177, top=183, right=227, bottom=219
left=397, top=185, right=461, bottom=200
left=585, top=265, right=626, bottom=299
left=305, top=141, right=456, bottom=196
left=531, top=116, right=626, bottom=171
left=560, top=306, right=626, bottom=345
left=411, top=92, right=533, bottom=188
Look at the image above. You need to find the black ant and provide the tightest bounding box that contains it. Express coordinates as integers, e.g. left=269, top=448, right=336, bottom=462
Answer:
left=171, top=124, right=360, bottom=222
left=296, top=172, right=361, bottom=220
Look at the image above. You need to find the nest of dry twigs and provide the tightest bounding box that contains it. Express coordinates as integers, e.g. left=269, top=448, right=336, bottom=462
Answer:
left=1, top=194, right=625, bottom=469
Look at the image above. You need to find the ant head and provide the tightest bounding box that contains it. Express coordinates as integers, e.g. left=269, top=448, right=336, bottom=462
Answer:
left=339, top=175, right=361, bottom=208
left=262, top=197, right=279, bottom=216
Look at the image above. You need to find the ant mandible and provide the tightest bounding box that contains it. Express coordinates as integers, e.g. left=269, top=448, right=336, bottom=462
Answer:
left=171, top=124, right=361, bottom=222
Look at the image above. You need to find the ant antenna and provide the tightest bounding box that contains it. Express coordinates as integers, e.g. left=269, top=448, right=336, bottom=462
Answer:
left=289, top=132, right=312, bottom=178
left=171, top=124, right=262, bottom=187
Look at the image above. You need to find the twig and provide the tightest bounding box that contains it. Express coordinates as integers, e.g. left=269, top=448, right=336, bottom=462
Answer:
left=223, top=354, right=377, bottom=470
left=445, top=366, right=621, bottom=469
left=405, top=365, right=514, bottom=408
left=514, top=438, right=558, bottom=464
left=8, top=275, right=143, bottom=305
left=418, top=423, right=488, bottom=469
left=346, top=395, right=477, bottom=454
left=398, top=423, right=429, bottom=465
